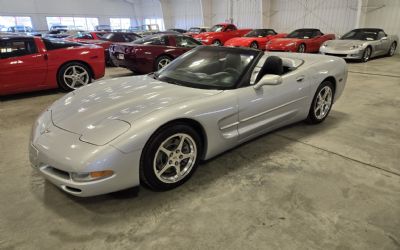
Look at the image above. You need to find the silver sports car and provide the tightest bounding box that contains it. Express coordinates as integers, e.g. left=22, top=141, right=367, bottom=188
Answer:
left=320, top=28, right=398, bottom=62
left=29, top=46, right=347, bottom=197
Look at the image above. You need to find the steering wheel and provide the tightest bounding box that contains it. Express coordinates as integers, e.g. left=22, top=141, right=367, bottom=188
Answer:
left=224, top=67, right=240, bottom=78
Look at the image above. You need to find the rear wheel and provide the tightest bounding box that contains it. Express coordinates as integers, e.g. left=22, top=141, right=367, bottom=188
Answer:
left=298, top=44, right=306, bottom=53
left=140, top=123, right=202, bottom=191
left=250, top=41, right=259, bottom=49
left=361, top=47, right=371, bottom=62
left=155, top=55, right=173, bottom=71
left=388, top=42, right=397, bottom=56
left=306, top=81, right=334, bottom=124
left=58, top=62, right=92, bottom=91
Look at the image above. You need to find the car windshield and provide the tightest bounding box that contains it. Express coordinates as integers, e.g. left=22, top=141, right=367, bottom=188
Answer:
left=287, top=29, right=315, bottom=39
left=155, top=46, right=260, bottom=90
left=188, top=28, right=200, bottom=33
left=341, top=30, right=378, bottom=41
left=132, top=35, right=166, bottom=45
left=245, top=29, right=276, bottom=37
left=210, top=25, right=224, bottom=32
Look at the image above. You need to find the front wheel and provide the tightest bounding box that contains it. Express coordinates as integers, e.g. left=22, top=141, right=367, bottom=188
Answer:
left=388, top=42, right=397, bottom=56
left=212, top=40, right=222, bottom=46
left=361, top=47, right=371, bottom=62
left=250, top=41, right=259, bottom=49
left=306, top=81, right=334, bottom=124
left=58, top=62, right=92, bottom=91
left=298, top=44, right=306, bottom=53
left=140, top=123, right=202, bottom=191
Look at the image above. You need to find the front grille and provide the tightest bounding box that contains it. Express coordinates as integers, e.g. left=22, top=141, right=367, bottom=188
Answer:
left=44, top=166, right=70, bottom=180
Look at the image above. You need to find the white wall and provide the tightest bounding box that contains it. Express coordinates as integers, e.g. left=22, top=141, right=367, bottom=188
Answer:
left=363, top=0, right=400, bottom=47
left=0, top=0, right=137, bottom=30
left=161, top=0, right=203, bottom=29
left=269, top=0, right=359, bottom=35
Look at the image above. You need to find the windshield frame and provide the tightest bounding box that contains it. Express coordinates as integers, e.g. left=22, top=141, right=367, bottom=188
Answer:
left=154, top=46, right=263, bottom=90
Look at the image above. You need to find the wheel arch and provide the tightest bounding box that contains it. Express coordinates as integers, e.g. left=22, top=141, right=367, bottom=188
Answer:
left=323, top=76, right=336, bottom=95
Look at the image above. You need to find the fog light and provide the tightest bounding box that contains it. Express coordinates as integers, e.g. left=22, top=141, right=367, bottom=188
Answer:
left=71, top=170, right=114, bottom=182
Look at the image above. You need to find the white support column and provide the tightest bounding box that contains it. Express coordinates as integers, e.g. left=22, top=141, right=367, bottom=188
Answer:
left=200, top=0, right=212, bottom=27
left=355, top=0, right=368, bottom=28
left=261, top=0, right=272, bottom=28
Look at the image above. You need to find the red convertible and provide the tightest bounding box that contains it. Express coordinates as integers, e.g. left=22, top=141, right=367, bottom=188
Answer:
left=193, top=23, right=252, bottom=46
left=67, top=32, right=141, bottom=65
left=265, top=28, right=335, bottom=53
left=109, top=34, right=202, bottom=74
left=224, top=29, right=287, bottom=50
left=0, top=35, right=105, bottom=95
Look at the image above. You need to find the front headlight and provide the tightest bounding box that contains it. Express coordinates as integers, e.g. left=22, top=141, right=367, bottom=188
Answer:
left=322, top=43, right=328, bottom=47
left=79, top=119, right=130, bottom=146
left=350, top=44, right=363, bottom=50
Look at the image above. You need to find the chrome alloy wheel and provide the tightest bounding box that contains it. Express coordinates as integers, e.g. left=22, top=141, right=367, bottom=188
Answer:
left=153, top=133, right=197, bottom=184
left=157, top=58, right=171, bottom=70
left=389, top=43, right=397, bottom=56
left=63, top=65, right=90, bottom=89
left=363, top=47, right=371, bottom=62
left=298, top=44, right=305, bottom=53
left=314, top=86, right=333, bottom=120
left=250, top=42, right=258, bottom=49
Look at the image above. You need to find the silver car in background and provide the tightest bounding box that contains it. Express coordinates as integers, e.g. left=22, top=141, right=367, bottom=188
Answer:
left=320, top=28, right=398, bottom=62
left=29, top=46, right=347, bottom=197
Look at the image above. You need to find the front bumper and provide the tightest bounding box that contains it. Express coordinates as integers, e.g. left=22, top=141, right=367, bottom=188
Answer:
left=320, top=47, right=364, bottom=59
left=266, top=44, right=296, bottom=52
left=29, top=113, right=142, bottom=197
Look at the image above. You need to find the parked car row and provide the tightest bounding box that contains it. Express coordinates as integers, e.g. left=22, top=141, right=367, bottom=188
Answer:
left=1, top=22, right=398, bottom=96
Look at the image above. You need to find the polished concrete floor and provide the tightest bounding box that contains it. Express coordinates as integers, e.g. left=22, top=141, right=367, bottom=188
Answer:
left=1, top=55, right=399, bottom=250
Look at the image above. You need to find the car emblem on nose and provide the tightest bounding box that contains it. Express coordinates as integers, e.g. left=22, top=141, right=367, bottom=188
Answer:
left=41, top=128, right=51, bottom=135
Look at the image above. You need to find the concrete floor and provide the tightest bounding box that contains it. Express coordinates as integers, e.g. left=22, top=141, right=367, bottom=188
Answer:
left=1, top=55, right=399, bottom=250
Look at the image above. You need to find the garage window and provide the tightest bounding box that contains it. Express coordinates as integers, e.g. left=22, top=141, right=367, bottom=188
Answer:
left=110, top=18, right=131, bottom=30
left=0, top=16, right=33, bottom=32
left=0, top=38, right=37, bottom=59
left=46, top=17, right=99, bottom=31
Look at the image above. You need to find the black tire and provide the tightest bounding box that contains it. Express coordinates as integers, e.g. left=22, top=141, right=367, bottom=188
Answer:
left=298, top=43, right=306, bottom=53
left=57, top=62, right=92, bottom=92
left=140, top=123, right=202, bottom=191
left=361, top=46, right=372, bottom=62
left=306, top=81, right=335, bottom=124
left=250, top=41, right=259, bottom=49
left=388, top=42, right=397, bottom=56
left=212, top=40, right=222, bottom=46
left=155, top=55, right=173, bottom=71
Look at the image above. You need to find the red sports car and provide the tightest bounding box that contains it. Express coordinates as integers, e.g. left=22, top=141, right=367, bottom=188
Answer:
left=265, top=28, right=335, bottom=53
left=67, top=32, right=141, bottom=65
left=109, top=34, right=202, bottom=74
left=0, top=35, right=105, bottom=95
left=193, top=23, right=252, bottom=46
left=224, top=29, right=287, bottom=50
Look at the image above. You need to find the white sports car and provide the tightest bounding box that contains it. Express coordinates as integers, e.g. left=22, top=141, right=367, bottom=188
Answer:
left=29, top=46, right=347, bottom=197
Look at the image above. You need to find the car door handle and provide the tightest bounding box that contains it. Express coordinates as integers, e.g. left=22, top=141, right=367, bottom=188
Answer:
left=296, top=76, right=305, bottom=82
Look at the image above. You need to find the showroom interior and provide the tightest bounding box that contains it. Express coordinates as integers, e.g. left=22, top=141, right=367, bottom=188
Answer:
left=0, top=0, right=399, bottom=249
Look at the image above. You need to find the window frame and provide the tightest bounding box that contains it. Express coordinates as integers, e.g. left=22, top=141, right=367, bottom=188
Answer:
left=0, top=38, right=38, bottom=59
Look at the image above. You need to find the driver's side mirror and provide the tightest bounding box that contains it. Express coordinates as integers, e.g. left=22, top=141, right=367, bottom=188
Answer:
left=381, top=36, right=388, bottom=40
left=254, top=74, right=282, bottom=90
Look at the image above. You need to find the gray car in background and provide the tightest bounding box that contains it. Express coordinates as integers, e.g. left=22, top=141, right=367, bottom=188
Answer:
left=320, top=28, right=398, bottom=62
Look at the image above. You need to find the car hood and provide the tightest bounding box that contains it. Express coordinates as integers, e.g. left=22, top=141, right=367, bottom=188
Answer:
left=51, top=75, right=222, bottom=135
left=325, top=39, right=366, bottom=49
left=268, top=38, right=302, bottom=46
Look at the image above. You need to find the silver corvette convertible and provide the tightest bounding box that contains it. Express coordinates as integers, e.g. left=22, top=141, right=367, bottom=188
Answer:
left=320, top=28, right=398, bottom=62
left=30, top=46, right=347, bottom=197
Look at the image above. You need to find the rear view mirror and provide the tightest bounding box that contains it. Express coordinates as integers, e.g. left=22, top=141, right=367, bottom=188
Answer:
left=254, top=74, right=282, bottom=90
